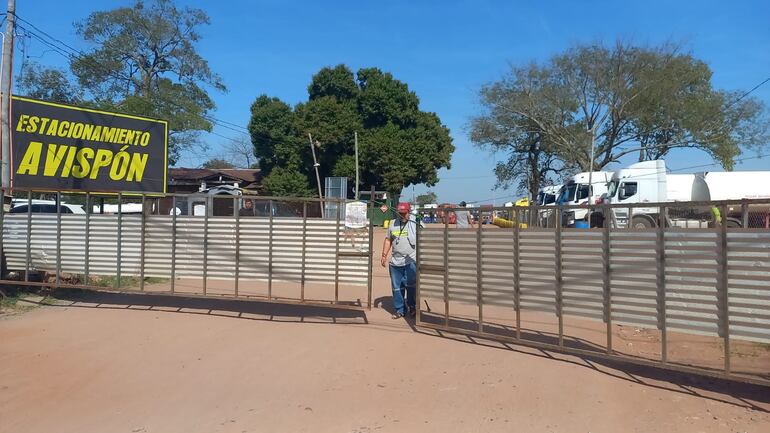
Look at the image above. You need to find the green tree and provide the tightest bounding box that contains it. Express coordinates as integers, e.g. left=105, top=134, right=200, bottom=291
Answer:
left=308, top=64, right=359, bottom=101
left=249, top=65, right=454, bottom=197
left=470, top=41, right=768, bottom=198
left=18, top=0, right=226, bottom=165
left=249, top=95, right=305, bottom=173
left=201, top=158, right=235, bottom=169
left=416, top=191, right=437, bottom=206
left=262, top=167, right=314, bottom=197
left=18, top=63, right=83, bottom=105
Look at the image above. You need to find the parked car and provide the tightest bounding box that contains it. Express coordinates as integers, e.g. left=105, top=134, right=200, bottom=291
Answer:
left=10, top=202, right=86, bottom=214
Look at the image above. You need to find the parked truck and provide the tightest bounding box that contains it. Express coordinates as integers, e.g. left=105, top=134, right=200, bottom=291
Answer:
left=605, top=160, right=770, bottom=228
left=557, top=171, right=613, bottom=226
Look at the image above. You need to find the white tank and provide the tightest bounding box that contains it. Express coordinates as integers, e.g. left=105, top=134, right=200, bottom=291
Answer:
left=666, top=174, right=710, bottom=202
left=703, top=172, right=770, bottom=200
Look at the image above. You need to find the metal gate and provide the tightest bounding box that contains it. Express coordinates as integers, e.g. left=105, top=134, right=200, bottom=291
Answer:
left=1, top=189, right=374, bottom=309
left=416, top=200, right=770, bottom=386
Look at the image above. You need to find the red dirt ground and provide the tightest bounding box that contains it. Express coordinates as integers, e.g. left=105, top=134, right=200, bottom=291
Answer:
left=1, top=227, right=768, bottom=433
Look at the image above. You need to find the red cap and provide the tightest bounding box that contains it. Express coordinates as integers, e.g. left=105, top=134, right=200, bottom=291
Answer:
left=396, top=202, right=411, bottom=214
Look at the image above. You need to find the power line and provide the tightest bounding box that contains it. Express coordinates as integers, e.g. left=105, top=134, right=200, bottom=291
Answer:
left=668, top=152, right=770, bottom=173
left=13, top=15, right=251, bottom=139
left=12, top=12, right=84, bottom=58
left=726, top=76, right=770, bottom=108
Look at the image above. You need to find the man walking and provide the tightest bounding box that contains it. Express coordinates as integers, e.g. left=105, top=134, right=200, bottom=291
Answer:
left=381, top=202, right=421, bottom=319
left=454, top=201, right=475, bottom=228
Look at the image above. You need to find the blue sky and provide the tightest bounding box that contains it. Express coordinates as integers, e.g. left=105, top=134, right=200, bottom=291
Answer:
left=9, top=0, right=770, bottom=204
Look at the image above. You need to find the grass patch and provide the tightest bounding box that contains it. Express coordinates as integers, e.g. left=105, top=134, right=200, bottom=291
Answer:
left=88, top=276, right=168, bottom=289
left=0, top=285, right=45, bottom=314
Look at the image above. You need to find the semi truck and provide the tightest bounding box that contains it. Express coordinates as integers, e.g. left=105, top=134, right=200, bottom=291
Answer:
left=557, top=171, right=613, bottom=226
left=605, top=160, right=770, bottom=228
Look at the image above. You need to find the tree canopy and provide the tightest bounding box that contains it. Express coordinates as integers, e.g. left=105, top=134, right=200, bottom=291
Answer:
left=470, top=41, right=768, bottom=198
left=18, top=0, right=225, bottom=165
left=201, top=158, right=235, bottom=169
left=416, top=191, right=438, bottom=206
left=249, top=65, right=454, bottom=196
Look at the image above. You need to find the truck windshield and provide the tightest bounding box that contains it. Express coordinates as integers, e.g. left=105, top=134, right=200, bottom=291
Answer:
left=607, top=180, right=618, bottom=198
left=537, top=191, right=556, bottom=205
left=559, top=183, right=577, bottom=204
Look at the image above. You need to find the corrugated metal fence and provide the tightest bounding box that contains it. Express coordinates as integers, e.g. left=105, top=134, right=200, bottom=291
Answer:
left=1, top=192, right=374, bottom=309
left=417, top=200, right=770, bottom=386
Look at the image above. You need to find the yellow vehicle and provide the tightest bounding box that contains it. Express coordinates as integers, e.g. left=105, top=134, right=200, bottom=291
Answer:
left=493, top=197, right=530, bottom=228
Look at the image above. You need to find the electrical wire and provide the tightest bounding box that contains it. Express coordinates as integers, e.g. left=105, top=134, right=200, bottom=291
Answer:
left=13, top=15, right=251, bottom=143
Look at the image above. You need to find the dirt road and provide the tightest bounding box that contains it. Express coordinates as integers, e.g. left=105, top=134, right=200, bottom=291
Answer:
left=1, top=228, right=768, bottom=432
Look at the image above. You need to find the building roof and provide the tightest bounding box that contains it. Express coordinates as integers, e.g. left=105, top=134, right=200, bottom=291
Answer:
left=167, top=168, right=263, bottom=195
left=169, top=168, right=262, bottom=184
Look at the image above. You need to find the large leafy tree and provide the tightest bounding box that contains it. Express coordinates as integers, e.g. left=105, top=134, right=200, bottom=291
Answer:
left=249, top=65, right=454, bottom=196
left=416, top=191, right=437, bottom=206
left=18, top=0, right=225, bottom=165
left=470, top=41, right=768, bottom=198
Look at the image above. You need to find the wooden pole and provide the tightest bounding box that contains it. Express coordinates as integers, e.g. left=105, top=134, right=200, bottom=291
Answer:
left=308, top=133, right=324, bottom=217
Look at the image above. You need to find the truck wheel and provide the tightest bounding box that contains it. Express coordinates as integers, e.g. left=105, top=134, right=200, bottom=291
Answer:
left=631, top=216, right=655, bottom=229
left=726, top=219, right=741, bottom=229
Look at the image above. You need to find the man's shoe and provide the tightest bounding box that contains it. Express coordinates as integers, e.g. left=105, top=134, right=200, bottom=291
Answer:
left=392, top=311, right=405, bottom=319
left=407, top=306, right=416, bottom=317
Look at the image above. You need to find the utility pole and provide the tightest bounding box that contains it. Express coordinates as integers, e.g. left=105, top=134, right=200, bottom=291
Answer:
left=1, top=0, right=16, bottom=194
left=308, top=133, right=324, bottom=217
left=584, top=127, right=596, bottom=228
left=587, top=128, right=595, bottom=200
left=354, top=131, right=359, bottom=200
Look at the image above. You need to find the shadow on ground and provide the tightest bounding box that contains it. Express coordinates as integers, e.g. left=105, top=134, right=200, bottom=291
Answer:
left=17, top=288, right=768, bottom=413
left=27, top=289, right=368, bottom=325
left=415, top=313, right=770, bottom=412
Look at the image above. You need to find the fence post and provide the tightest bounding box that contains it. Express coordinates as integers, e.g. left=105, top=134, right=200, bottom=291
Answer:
left=718, top=203, right=731, bottom=376
left=334, top=199, right=341, bottom=303
left=140, top=194, right=146, bottom=291
left=268, top=199, right=274, bottom=301
left=25, top=190, right=31, bottom=282
left=656, top=205, right=667, bottom=363
left=366, top=186, right=375, bottom=310
left=476, top=210, right=483, bottom=333
left=55, top=191, right=62, bottom=287
left=416, top=211, right=422, bottom=322
left=555, top=205, right=563, bottom=347
left=514, top=208, right=521, bottom=340
left=203, top=196, right=209, bottom=296
left=117, top=193, right=122, bottom=289
left=741, top=200, right=748, bottom=228
left=84, top=192, right=91, bottom=286
left=627, top=206, right=633, bottom=230
left=0, top=188, right=5, bottom=280
left=602, top=204, right=612, bottom=353
left=234, top=197, right=240, bottom=297
left=443, top=212, right=449, bottom=327
left=301, top=201, right=307, bottom=303
left=170, top=195, right=177, bottom=294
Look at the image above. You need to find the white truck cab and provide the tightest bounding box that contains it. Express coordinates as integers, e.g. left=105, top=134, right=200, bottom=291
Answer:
left=558, top=171, right=613, bottom=225
left=536, top=185, right=562, bottom=206
left=605, top=160, right=669, bottom=228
